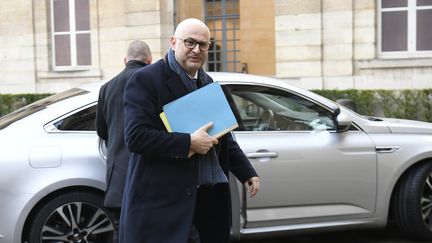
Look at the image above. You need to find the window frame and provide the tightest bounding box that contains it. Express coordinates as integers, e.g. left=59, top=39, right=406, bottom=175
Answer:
left=44, top=102, right=97, bottom=134
left=205, top=0, right=241, bottom=72
left=378, top=0, right=432, bottom=58
left=50, top=0, right=91, bottom=71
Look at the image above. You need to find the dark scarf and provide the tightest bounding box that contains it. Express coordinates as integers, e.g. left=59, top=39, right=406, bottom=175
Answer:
left=167, top=49, right=228, bottom=185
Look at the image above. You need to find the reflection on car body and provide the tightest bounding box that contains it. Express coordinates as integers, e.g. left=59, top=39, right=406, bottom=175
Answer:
left=0, top=72, right=431, bottom=242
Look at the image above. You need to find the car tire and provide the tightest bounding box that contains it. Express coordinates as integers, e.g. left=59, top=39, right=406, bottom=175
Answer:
left=393, top=162, right=432, bottom=241
left=27, top=191, right=115, bottom=243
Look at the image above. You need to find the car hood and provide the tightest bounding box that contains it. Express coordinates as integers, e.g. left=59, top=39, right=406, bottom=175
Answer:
left=367, top=116, right=432, bottom=134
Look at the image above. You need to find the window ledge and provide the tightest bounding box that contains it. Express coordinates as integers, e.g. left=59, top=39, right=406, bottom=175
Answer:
left=52, top=66, right=93, bottom=72
left=356, top=58, right=432, bottom=70
left=38, top=68, right=103, bottom=80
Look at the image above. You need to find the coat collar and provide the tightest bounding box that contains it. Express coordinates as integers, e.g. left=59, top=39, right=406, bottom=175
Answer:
left=161, top=56, right=190, bottom=100
left=125, top=60, right=147, bottom=69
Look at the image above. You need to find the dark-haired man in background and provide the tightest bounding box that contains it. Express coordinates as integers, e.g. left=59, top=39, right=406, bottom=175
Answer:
left=96, top=40, right=152, bottom=242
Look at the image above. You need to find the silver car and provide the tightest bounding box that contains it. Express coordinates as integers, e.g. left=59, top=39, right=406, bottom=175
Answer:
left=0, top=72, right=431, bottom=243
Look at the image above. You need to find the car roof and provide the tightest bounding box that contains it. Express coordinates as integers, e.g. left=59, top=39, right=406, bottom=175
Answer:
left=78, top=72, right=338, bottom=111
left=209, top=72, right=338, bottom=110
left=80, top=72, right=285, bottom=91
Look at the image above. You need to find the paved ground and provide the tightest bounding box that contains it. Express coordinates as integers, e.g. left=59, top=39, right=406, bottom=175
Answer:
left=239, top=228, right=426, bottom=243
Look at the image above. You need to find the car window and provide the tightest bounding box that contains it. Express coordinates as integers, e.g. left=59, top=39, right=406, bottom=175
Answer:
left=54, top=105, right=97, bottom=131
left=227, top=85, right=336, bottom=131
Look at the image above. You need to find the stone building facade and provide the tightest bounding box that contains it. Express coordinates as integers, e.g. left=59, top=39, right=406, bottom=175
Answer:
left=0, top=0, right=431, bottom=94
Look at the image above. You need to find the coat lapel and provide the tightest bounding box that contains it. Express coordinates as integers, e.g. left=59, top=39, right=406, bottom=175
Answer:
left=164, top=67, right=190, bottom=101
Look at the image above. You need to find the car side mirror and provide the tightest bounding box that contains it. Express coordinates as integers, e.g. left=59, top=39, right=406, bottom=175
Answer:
left=336, top=111, right=352, bottom=132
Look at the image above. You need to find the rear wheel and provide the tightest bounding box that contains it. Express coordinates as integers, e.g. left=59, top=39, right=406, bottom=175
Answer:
left=393, top=162, right=432, bottom=241
left=27, top=191, right=114, bottom=243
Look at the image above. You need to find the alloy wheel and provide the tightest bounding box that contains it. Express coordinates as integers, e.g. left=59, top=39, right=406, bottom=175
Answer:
left=40, top=201, right=113, bottom=242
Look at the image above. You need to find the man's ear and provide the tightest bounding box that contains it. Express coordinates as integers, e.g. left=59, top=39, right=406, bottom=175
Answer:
left=170, top=36, right=176, bottom=51
left=123, top=57, right=128, bottom=65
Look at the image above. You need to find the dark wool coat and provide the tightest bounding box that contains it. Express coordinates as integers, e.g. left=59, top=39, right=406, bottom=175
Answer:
left=119, top=57, right=258, bottom=243
left=96, top=60, right=148, bottom=208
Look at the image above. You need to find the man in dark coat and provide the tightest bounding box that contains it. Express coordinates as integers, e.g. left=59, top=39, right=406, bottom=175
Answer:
left=96, top=40, right=152, bottom=242
left=120, top=18, right=260, bottom=243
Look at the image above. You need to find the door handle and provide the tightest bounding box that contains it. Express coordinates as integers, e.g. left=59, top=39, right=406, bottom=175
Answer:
left=246, top=151, right=278, bottom=159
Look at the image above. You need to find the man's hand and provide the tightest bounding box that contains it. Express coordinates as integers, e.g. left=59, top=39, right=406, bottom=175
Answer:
left=190, top=122, right=219, bottom=155
left=244, top=176, right=260, bottom=198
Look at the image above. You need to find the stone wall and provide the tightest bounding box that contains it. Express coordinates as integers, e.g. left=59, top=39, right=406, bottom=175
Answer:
left=1, top=0, right=431, bottom=93
left=240, top=0, right=276, bottom=76
left=275, top=0, right=432, bottom=90
left=0, top=0, right=37, bottom=93
left=0, top=0, right=174, bottom=94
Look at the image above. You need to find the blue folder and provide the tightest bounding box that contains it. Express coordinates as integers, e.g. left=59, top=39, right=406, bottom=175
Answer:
left=160, top=82, right=238, bottom=138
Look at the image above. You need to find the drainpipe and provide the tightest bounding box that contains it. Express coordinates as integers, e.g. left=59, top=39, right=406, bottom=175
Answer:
left=320, top=0, right=324, bottom=89
left=352, top=0, right=355, bottom=88
left=31, top=0, right=38, bottom=93
left=96, top=0, right=102, bottom=79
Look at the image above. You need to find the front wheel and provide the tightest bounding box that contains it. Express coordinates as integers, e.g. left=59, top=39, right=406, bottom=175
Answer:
left=393, top=162, right=432, bottom=241
left=27, top=191, right=115, bottom=243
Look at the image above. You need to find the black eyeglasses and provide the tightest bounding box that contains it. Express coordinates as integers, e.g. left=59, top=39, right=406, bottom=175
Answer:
left=176, top=36, right=211, bottom=51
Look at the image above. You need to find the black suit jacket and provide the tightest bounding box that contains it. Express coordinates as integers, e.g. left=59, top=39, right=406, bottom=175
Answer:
left=96, top=60, right=148, bottom=208
left=119, top=57, right=258, bottom=243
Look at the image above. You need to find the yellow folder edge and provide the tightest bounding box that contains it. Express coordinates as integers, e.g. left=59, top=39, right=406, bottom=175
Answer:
left=161, top=111, right=194, bottom=157
left=160, top=112, right=238, bottom=158
left=159, top=112, right=172, bottom=132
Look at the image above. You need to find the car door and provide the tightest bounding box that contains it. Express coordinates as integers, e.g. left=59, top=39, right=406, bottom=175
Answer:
left=43, top=103, right=106, bottom=185
left=224, top=83, right=377, bottom=228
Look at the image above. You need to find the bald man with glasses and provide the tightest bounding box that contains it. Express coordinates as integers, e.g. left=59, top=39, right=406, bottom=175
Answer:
left=120, top=18, right=259, bottom=243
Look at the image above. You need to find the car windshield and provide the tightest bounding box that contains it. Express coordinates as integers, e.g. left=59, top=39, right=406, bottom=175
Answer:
left=0, top=88, right=89, bottom=130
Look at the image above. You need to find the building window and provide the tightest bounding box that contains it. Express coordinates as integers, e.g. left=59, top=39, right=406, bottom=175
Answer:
left=205, top=0, right=240, bottom=72
left=51, top=0, right=91, bottom=70
left=379, top=0, right=432, bottom=57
